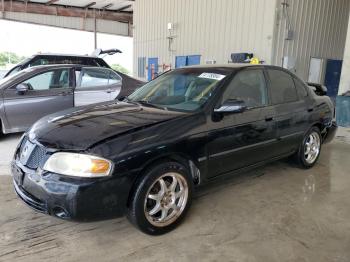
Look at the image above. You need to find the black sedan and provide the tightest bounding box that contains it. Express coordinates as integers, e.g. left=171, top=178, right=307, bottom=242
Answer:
left=12, top=65, right=337, bottom=235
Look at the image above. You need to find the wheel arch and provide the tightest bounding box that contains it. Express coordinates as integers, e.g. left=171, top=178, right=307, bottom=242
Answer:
left=309, top=122, right=327, bottom=142
left=312, top=122, right=323, bottom=132
left=126, top=152, right=201, bottom=207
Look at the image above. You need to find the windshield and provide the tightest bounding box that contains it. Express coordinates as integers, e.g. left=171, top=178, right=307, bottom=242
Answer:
left=4, top=56, right=32, bottom=77
left=128, top=68, right=233, bottom=112
left=0, top=67, right=35, bottom=87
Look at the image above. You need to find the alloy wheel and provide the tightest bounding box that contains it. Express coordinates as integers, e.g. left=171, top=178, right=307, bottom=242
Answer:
left=144, top=172, right=189, bottom=227
left=304, top=131, right=321, bottom=164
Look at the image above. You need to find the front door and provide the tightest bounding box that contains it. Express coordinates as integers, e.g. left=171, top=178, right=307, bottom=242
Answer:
left=207, top=69, right=277, bottom=177
left=3, top=68, right=74, bottom=132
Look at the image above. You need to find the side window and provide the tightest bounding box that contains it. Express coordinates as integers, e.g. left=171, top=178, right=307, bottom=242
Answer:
left=267, top=69, right=298, bottom=104
left=222, top=69, right=268, bottom=108
left=293, top=77, right=308, bottom=98
left=109, top=71, right=122, bottom=85
left=79, top=68, right=109, bottom=88
left=30, top=57, right=50, bottom=67
left=21, top=69, right=70, bottom=90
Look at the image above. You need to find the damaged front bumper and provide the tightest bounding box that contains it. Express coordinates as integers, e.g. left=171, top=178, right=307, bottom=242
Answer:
left=12, top=160, right=134, bottom=221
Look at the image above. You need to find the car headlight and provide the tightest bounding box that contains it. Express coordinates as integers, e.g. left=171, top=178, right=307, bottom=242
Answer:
left=43, top=152, right=113, bottom=178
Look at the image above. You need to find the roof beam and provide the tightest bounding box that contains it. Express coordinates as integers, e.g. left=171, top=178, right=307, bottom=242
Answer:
left=115, top=4, right=131, bottom=12
left=46, top=0, right=59, bottom=5
left=83, top=1, right=96, bottom=9
left=102, top=3, right=113, bottom=10
left=0, top=0, right=132, bottom=23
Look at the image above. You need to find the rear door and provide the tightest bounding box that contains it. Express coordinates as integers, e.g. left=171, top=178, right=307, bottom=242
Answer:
left=3, top=68, right=74, bottom=131
left=74, top=67, right=121, bottom=106
left=266, top=69, right=308, bottom=155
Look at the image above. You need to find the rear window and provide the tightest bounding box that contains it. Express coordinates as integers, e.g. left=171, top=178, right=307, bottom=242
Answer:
left=94, top=58, right=110, bottom=68
left=56, top=57, right=97, bottom=66
left=28, top=56, right=109, bottom=67
left=293, top=77, right=308, bottom=97
left=267, top=69, right=298, bottom=104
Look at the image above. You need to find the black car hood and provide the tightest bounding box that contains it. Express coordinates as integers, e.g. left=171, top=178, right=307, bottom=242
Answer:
left=29, top=101, right=187, bottom=151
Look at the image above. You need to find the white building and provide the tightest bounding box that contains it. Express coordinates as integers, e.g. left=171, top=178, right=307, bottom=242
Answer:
left=133, top=0, right=350, bottom=126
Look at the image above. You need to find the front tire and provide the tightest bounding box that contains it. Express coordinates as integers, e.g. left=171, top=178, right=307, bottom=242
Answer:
left=295, top=127, right=322, bottom=168
left=127, top=161, right=193, bottom=235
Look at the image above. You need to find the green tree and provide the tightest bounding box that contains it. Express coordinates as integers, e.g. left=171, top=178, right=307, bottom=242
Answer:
left=110, top=64, right=130, bottom=75
left=0, top=52, right=26, bottom=67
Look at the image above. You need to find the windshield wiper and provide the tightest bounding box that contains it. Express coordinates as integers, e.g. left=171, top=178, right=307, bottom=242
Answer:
left=134, top=100, right=167, bottom=110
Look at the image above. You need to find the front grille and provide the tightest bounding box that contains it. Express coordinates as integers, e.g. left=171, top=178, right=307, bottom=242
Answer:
left=26, top=146, right=47, bottom=169
left=18, top=136, right=48, bottom=170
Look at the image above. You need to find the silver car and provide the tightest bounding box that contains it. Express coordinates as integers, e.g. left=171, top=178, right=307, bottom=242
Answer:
left=0, top=64, right=143, bottom=135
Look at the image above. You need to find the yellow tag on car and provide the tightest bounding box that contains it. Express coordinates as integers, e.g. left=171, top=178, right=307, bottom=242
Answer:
left=250, top=57, right=260, bottom=64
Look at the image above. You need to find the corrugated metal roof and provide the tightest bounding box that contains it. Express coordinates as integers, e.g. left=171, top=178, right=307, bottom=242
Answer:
left=17, top=0, right=133, bottom=12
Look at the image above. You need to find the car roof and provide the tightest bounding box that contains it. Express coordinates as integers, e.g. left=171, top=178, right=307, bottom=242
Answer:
left=31, top=53, right=100, bottom=58
left=185, top=63, right=256, bottom=69
left=22, top=64, right=112, bottom=72
left=183, top=64, right=295, bottom=75
left=30, top=64, right=110, bottom=69
left=184, top=64, right=285, bottom=70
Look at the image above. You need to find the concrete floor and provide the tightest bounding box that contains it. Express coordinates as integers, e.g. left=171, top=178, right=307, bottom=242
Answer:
left=0, top=130, right=350, bottom=262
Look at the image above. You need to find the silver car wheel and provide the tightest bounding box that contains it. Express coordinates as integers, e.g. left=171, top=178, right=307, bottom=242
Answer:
left=304, top=131, right=321, bottom=164
left=144, top=172, right=189, bottom=227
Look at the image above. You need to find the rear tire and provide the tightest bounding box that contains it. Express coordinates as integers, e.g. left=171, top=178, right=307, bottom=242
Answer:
left=127, top=161, right=193, bottom=235
left=294, top=127, right=322, bottom=169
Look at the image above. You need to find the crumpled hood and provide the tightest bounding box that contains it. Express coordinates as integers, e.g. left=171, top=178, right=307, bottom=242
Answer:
left=29, top=101, right=186, bottom=151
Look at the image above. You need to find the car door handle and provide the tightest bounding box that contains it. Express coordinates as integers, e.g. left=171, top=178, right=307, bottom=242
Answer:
left=265, top=116, right=274, bottom=122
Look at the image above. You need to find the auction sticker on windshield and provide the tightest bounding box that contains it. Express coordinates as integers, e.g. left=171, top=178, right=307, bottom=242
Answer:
left=198, top=73, right=226, bottom=81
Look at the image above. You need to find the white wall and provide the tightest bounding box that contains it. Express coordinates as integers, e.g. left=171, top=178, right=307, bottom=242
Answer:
left=133, top=0, right=277, bottom=79
left=339, top=10, right=350, bottom=95
left=134, top=0, right=350, bottom=82
left=272, top=0, right=350, bottom=81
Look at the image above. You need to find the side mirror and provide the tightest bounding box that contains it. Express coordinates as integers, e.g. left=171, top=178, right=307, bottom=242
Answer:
left=214, top=99, right=247, bottom=114
left=16, top=83, right=29, bottom=95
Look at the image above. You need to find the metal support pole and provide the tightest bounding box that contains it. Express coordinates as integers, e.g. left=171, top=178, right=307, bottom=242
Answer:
left=1, top=0, right=5, bottom=18
left=94, top=9, right=97, bottom=49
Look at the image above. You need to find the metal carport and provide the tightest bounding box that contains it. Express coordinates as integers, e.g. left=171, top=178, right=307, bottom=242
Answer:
left=0, top=0, right=134, bottom=47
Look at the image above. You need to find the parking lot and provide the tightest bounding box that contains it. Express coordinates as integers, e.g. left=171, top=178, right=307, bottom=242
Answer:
left=1, top=129, right=350, bottom=262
